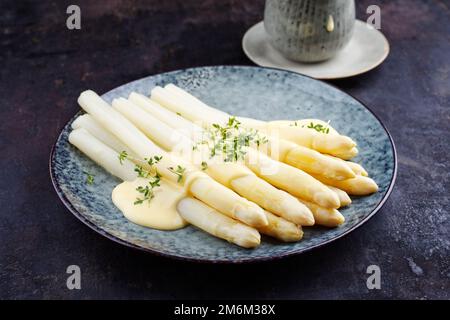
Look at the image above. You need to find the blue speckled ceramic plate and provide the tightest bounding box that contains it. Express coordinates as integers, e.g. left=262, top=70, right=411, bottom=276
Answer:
left=50, top=66, right=396, bottom=263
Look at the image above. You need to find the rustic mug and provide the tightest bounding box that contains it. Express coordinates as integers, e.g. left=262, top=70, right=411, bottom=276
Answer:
left=264, top=0, right=355, bottom=62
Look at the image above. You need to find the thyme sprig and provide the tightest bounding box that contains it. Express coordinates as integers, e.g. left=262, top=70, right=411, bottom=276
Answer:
left=290, top=121, right=331, bottom=134
left=84, top=171, right=95, bottom=185
left=134, top=155, right=163, bottom=178
left=199, top=116, right=268, bottom=162
left=134, top=165, right=149, bottom=178
left=118, top=151, right=128, bottom=164
left=307, top=121, right=330, bottom=134
left=168, top=165, right=186, bottom=183
left=145, top=155, right=163, bottom=166
left=134, top=174, right=161, bottom=205
left=133, top=155, right=163, bottom=205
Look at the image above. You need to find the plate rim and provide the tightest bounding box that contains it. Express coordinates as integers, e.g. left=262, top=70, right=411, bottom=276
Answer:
left=242, top=20, right=391, bottom=80
left=49, top=65, right=397, bottom=264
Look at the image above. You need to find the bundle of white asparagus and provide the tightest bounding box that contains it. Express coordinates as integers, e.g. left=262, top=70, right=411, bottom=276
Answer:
left=68, top=84, right=378, bottom=248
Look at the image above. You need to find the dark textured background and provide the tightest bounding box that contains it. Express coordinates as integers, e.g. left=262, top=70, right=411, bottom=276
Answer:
left=0, top=0, right=449, bottom=299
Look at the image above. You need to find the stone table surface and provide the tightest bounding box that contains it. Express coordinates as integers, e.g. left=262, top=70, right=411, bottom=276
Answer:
left=0, top=0, right=449, bottom=299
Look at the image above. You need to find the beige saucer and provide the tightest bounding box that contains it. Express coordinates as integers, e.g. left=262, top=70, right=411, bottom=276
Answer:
left=242, top=20, right=390, bottom=79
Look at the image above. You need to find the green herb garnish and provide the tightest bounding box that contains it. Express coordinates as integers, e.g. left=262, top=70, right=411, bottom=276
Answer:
left=255, top=133, right=269, bottom=148
left=168, top=165, right=186, bottom=183
left=198, top=117, right=268, bottom=162
left=306, top=121, right=330, bottom=134
left=84, top=171, right=95, bottom=185
left=134, top=165, right=148, bottom=178
left=118, top=150, right=128, bottom=164
left=146, top=155, right=163, bottom=166
left=134, top=174, right=161, bottom=205
left=134, top=155, right=163, bottom=178
left=201, top=161, right=208, bottom=171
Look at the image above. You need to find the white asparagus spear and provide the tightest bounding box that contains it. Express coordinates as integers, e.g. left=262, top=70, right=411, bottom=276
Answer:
left=323, top=153, right=368, bottom=177
left=332, top=148, right=358, bottom=160
left=327, top=185, right=352, bottom=207
left=162, top=84, right=229, bottom=123
left=128, top=93, right=339, bottom=209
left=245, top=149, right=340, bottom=208
left=311, top=174, right=379, bottom=196
left=230, top=117, right=358, bottom=160
left=130, top=92, right=209, bottom=148
left=72, top=114, right=139, bottom=160
left=179, top=198, right=302, bottom=244
left=164, top=83, right=358, bottom=159
left=69, top=128, right=137, bottom=181
left=298, top=199, right=345, bottom=227
left=275, top=127, right=358, bottom=160
left=129, top=92, right=201, bottom=139
left=72, top=113, right=182, bottom=169
left=263, top=119, right=357, bottom=157
left=259, top=210, right=303, bottom=242
left=280, top=140, right=355, bottom=180
left=113, top=97, right=314, bottom=226
left=345, top=161, right=368, bottom=176
left=112, top=97, right=188, bottom=152
left=77, top=90, right=268, bottom=227
left=112, top=97, right=194, bottom=154
left=151, top=86, right=356, bottom=180
left=177, top=198, right=261, bottom=248
left=230, top=174, right=314, bottom=226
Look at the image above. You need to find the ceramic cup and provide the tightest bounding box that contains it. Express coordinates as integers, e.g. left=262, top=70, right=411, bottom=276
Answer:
left=264, top=0, right=355, bottom=62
